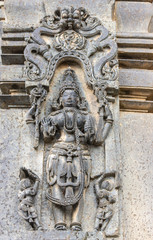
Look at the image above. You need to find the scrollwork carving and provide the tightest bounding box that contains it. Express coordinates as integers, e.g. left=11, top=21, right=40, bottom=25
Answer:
left=24, top=7, right=118, bottom=87
left=90, top=38, right=118, bottom=81
left=46, top=50, right=95, bottom=87
left=54, top=30, right=86, bottom=51
left=23, top=6, right=119, bottom=235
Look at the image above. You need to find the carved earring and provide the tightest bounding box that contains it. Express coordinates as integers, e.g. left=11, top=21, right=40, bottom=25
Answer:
left=59, top=97, right=63, bottom=107
left=77, top=97, right=81, bottom=108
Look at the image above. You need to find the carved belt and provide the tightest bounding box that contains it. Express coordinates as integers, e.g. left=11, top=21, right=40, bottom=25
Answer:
left=53, top=142, right=88, bottom=150
left=52, top=142, right=90, bottom=157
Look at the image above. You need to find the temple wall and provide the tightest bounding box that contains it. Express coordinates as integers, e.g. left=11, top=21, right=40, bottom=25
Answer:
left=1, top=110, right=153, bottom=240
left=0, top=109, right=43, bottom=235
left=119, top=112, right=153, bottom=240
left=0, top=0, right=153, bottom=240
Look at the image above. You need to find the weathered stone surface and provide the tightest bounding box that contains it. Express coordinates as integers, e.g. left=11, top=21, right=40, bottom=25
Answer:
left=0, top=230, right=105, bottom=240
left=148, top=16, right=153, bottom=32
left=117, top=38, right=153, bottom=48
left=4, top=0, right=45, bottom=27
left=0, top=109, right=43, bottom=235
left=44, top=0, right=115, bottom=29
left=3, top=0, right=116, bottom=31
left=120, top=112, right=153, bottom=240
left=1, top=1, right=152, bottom=240
left=119, top=47, right=153, bottom=60
left=0, top=66, right=24, bottom=82
left=119, top=69, right=153, bottom=112
left=116, top=2, right=153, bottom=33
left=0, top=1, right=120, bottom=237
left=118, top=58, right=153, bottom=71
left=0, top=103, right=108, bottom=238
left=119, top=69, right=153, bottom=88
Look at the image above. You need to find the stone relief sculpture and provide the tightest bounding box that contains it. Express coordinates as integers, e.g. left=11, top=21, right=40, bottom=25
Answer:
left=94, top=172, right=120, bottom=233
left=26, top=84, right=47, bottom=148
left=24, top=6, right=118, bottom=88
left=18, top=167, right=42, bottom=230
left=41, top=68, right=113, bottom=231
left=21, top=6, right=119, bottom=238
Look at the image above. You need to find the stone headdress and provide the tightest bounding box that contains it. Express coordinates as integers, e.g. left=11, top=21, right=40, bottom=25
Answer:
left=59, top=68, right=80, bottom=96
left=50, top=68, right=88, bottom=111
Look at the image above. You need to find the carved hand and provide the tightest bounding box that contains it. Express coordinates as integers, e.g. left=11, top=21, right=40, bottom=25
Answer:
left=29, top=187, right=36, bottom=195
left=41, top=117, right=57, bottom=139
left=48, top=126, right=56, bottom=136
left=104, top=104, right=112, bottom=120
left=98, top=189, right=109, bottom=198
left=18, top=191, right=26, bottom=201
left=41, top=118, right=50, bottom=131
left=98, top=190, right=104, bottom=198
left=27, top=169, right=40, bottom=182
left=109, top=195, right=116, bottom=204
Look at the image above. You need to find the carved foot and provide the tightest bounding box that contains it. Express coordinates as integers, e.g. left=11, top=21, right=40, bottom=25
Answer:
left=33, top=220, right=43, bottom=231
left=70, top=223, right=82, bottom=231
left=55, top=223, right=67, bottom=231
left=37, top=226, right=43, bottom=231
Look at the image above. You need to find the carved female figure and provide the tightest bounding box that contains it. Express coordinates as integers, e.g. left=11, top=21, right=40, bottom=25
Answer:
left=41, top=68, right=113, bottom=231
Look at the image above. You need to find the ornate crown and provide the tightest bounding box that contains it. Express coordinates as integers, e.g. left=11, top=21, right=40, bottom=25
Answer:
left=59, top=68, right=80, bottom=95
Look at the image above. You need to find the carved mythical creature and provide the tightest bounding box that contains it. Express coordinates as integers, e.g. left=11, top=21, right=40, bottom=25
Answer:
left=94, top=172, right=117, bottom=232
left=18, top=167, right=42, bottom=230
left=24, top=7, right=118, bottom=83
left=41, top=68, right=113, bottom=231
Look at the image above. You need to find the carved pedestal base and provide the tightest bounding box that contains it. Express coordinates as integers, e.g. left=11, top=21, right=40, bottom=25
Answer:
left=5, top=231, right=106, bottom=240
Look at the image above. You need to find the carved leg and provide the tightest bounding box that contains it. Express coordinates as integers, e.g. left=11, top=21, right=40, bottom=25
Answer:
left=52, top=184, right=66, bottom=230
left=101, top=218, right=110, bottom=231
left=53, top=204, right=66, bottom=230
left=70, top=191, right=85, bottom=231
left=30, top=207, right=42, bottom=230
left=33, top=218, right=42, bottom=230
left=95, top=217, right=100, bottom=230
left=48, top=155, right=67, bottom=230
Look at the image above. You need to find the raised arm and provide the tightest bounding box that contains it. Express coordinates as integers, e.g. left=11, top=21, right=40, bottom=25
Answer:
left=95, top=103, right=113, bottom=145
left=30, top=179, right=40, bottom=196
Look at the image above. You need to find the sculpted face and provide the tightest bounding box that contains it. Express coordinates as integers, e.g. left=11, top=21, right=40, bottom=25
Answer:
left=20, top=178, right=31, bottom=190
left=61, top=89, right=78, bottom=107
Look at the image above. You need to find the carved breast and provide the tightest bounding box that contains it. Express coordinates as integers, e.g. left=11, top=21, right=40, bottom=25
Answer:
left=55, top=110, right=85, bottom=132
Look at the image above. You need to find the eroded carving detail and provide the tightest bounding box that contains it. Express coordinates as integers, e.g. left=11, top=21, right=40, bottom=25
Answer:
left=18, top=167, right=42, bottom=230
left=24, top=7, right=118, bottom=86
left=41, top=68, right=113, bottom=231
left=94, top=172, right=120, bottom=233
left=46, top=50, right=95, bottom=87
left=23, top=6, right=119, bottom=236
left=54, top=30, right=86, bottom=51
left=26, top=84, right=47, bottom=148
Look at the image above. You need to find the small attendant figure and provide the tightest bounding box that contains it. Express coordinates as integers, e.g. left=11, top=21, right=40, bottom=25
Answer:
left=94, top=173, right=116, bottom=232
left=18, top=167, right=42, bottom=230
